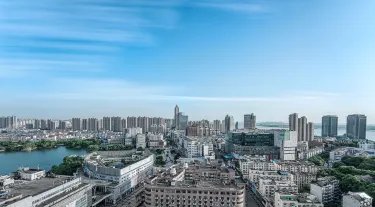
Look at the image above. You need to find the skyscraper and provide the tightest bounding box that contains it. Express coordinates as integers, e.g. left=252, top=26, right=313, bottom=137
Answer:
left=178, top=112, right=188, bottom=130
left=88, top=118, right=98, bottom=131
left=72, top=118, right=81, bottom=131
left=137, top=116, right=149, bottom=132
left=213, top=120, right=221, bottom=131
left=121, top=118, right=127, bottom=129
left=41, top=119, right=47, bottom=130
left=174, top=105, right=179, bottom=129
left=58, top=120, right=67, bottom=130
left=322, top=115, right=338, bottom=137
left=298, top=116, right=307, bottom=141
left=235, top=122, right=239, bottom=130
left=244, top=114, right=256, bottom=130
left=111, top=117, right=122, bottom=132
left=306, top=122, right=314, bottom=141
left=103, top=117, right=111, bottom=131
left=347, top=114, right=367, bottom=139
left=289, top=113, right=298, bottom=131
left=47, top=119, right=56, bottom=130
left=127, top=116, right=137, bottom=128
left=225, top=115, right=234, bottom=133
left=82, top=119, right=88, bottom=131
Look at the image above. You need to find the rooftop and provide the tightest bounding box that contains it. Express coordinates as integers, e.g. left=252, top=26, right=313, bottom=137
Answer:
left=346, top=192, right=372, bottom=201
left=278, top=192, right=322, bottom=204
left=313, top=176, right=338, bottom=187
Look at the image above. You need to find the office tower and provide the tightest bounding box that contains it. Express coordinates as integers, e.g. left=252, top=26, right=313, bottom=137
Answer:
left=347, top=114, right=367, bottom=139
left=47, top=119, right=56, bottom=130
left=225, top=115, right=234, bottom=133
left=137, top=116, right=149, bottom=132
left=127, top=116, right=137, bottom=128
left=103, top=117, right=111, bottom=131
left=298, top=116, right=307, bottom=141
left=34, top=119, right=41, bottom=129
left=72, top=118, right=81, bottom=131
left=235, top=121, right=239, bottom=130
left=121, top=118, right=127, bottom=130
left=82, top=119, right=88, bottom=130
left=213, top=120, right=221, bottom=131
left=178, top=112, right=188, bottom=130
left=244, top=113, right=256, bottom=130
left=289, top=113, right=298, bottom=131
left=174, top=105, right=179, bottom=129
left=322, top=115, right=338, bottom=137
left=306, top=122, right=314, bottom=141
left=88, top=118, right=98, bottom=131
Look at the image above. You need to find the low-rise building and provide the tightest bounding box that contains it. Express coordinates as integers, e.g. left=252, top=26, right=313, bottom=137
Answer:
left=144, top=161, right=245, bottom=207
left=343, top=192, right=373, bottom=207
left=18, top=168, right=45, bottom=181
left=249, top=171, right=293, bottom=188
left=0, top=175, right=14, bottom=187
left=274, top=191, right=323, bottom=207
left=258, top=179, right=298, bottom=203
left=0, top=177, right=92, bottom=207
left=310, top=176, right=340, bottom=204
left=293, top=173, right=317, bottom=192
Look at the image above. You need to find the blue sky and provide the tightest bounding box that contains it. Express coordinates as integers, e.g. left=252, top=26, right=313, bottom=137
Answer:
left=1, top=0, right=375, bottom=123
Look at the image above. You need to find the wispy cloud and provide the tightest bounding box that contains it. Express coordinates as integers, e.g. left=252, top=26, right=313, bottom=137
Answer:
left=192, top=0, right=266, bottom=13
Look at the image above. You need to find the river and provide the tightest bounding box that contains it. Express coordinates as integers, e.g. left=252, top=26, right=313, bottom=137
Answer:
left=0, top=147, right=86, bottom=175
left=257, top=126, right=375, bottom=141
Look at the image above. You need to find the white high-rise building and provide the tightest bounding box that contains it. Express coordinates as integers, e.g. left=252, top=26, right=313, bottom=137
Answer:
left=274, top=130, right=298, bottom=161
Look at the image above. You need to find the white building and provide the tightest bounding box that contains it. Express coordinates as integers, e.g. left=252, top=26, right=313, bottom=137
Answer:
left=343, top=192, right=373, bottom=207
left=310, top=176, right=340, bottom=204
left=259, top=179, right=298, bottom=201
left=274, top=192, right=323, bottom=207
left=274, top=131, right=298, bottom=161
left=136, top=134, right=146, bottom=149
left=19, top=168, right=45, bottom=181
left=125, top=127, right=143, bottom=138
left=0, top=175, right=14, bottom=187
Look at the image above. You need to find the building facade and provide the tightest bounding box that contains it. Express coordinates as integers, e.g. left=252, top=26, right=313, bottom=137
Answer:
left=347, top=114, right=367, bottom=139
left=244, top=113, right=256, bottom=130
left=289, top=113, right=298, bottom=131
left=322, top=115, right=338, bottom=137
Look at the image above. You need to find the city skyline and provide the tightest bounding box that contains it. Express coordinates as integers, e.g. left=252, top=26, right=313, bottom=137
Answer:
left=1, top=1, right=375, bottom=122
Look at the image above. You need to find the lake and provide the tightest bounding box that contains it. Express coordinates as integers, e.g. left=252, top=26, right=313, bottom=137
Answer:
left=0, top=147, right=86, bottom=175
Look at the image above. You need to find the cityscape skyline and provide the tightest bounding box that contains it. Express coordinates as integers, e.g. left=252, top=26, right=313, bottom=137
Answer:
left=1, top=1, right=375, bottom=122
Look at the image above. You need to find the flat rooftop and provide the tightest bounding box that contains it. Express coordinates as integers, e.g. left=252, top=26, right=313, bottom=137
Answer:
left=7, top=176, right=74, bottom=197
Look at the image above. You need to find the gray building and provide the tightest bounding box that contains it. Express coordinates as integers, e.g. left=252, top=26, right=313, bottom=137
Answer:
left=322, top=115, right=338, bottom=137
left=298, top=116, right=307, bottom=141
left=244, top=113, right=256, bottom=130
left=88, top=118, right=98, bottom=131
left=111, top=116, right=122, bottom=132
left=307, top=122, right=314, bottom=141
left=137, top=116, right=149, bottom=132
left=178, top=112, right=188, bottom=130
left=72, top=118, right=81, bottom=131
left=347, top=114, right=367, bottom=139
left=289, top=113, right=298, bottom=131
left=103, top=116, right=111, bottom=131
left=127, top=116, right=137, bottom=128
left=225, top=115, right=235, bottom=133
left=82, top=118, right=88, bottom=131
left=174, top=105, right=179, bottom=129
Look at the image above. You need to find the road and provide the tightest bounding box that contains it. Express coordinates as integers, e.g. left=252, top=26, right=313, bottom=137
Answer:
left=246, top=188, right=262, bottom=207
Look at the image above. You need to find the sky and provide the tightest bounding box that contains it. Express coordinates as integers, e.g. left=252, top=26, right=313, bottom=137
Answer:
left=1, top=0, right=375, bottom=123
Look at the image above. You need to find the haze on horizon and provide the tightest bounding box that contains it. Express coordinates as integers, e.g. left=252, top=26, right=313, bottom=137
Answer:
left=1, top=0, right=375, bottom=123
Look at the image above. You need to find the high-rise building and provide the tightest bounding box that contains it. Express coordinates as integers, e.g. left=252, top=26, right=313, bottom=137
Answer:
left=221, top=119, right=226, bottom=133
left=235, top=121, right=239, bottom=130
left=111, top=116, right=122, bottom=132
left=178, top=112, right=188, bottom=130
left=58, top=120, right=67, bottom=130
left=82, top=119, right=88, bottom=130
left=289, top=113, right=298, bottom=131
left=121, top=118, right=127, bottom=130
left=103, top=117, right=111, bottom=131
left=34, top=119, right=41, bottom=129
left=225, top=115, right=234, bottom=133
left=137, top=116, right=149, bottom=132
left=347, top=114, right=367, bottom=139
left=274, top=131, right=298, bottom=161
left=244, top=113, right=256, bottom=130
left=298, top=116, right=307, bottom=141
left=322, top=115, right=338, bottom=137
left=213, top=120, right=221, bottom=131
left=88, top=118, right=98, bottom=131
left=47, top=119, right=56, bottom=130
left=41, top=119, right=47, bottom=130
left=127, top=116, right=137, bottom=128
left=306, top=122, right=315, bottom=141
left=72, top=118, right=81, bottom=131
left=174, top=105, right=179, bottom=129
left=165, top=119, right=172, bottom=129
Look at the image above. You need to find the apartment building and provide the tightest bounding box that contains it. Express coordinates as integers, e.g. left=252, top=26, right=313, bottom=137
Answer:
left=258, top=179, right=298, bottom=205
left=310, top=176, right=340, bottom=204
left=343, top=192, right=373, bottom=207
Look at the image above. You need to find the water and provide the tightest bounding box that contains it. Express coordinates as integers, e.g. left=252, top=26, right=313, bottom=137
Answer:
left=0, top=147, right=86, bottom=175
left=257, top=126, right=375, bottom=141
